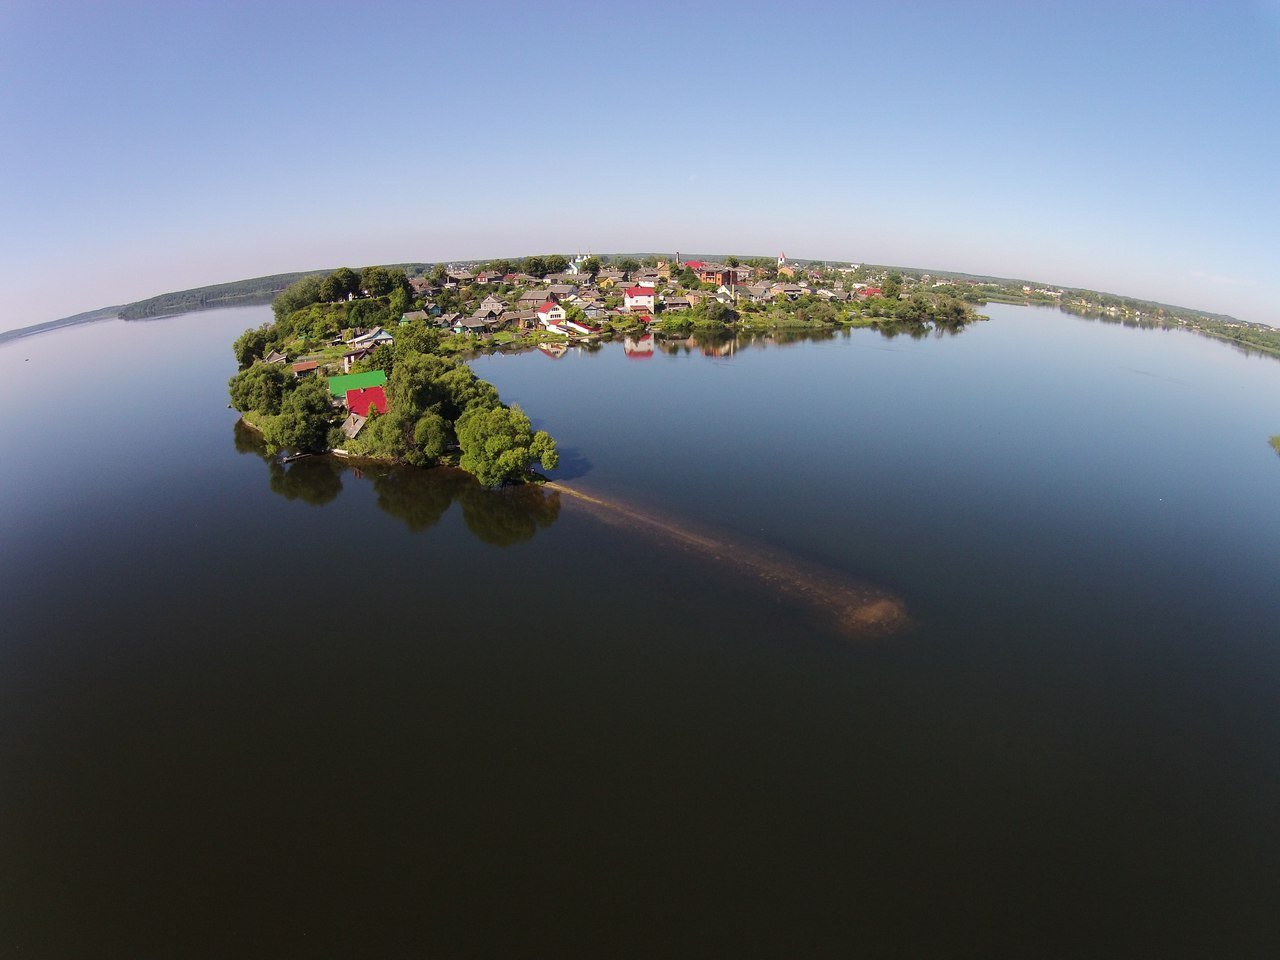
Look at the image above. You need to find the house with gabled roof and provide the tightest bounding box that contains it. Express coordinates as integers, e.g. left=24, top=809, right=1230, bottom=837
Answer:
left=341, top=411, right=367, bottom=440
left=479, top=294, right=506, bottom=314
left=345, top=386, right=389, bottom=417
left=328, top=370, right=387, bottom=399
left=342, top=345, right=375, bottom=373
left=624, top=286, right=656, bottom=313
left=518, top=289, right=555, bottom=310
left=262, top=349, right=287, bottom=364
left=501, top=309, right=538, bottom=331
left=346, top=327, right=394, bottom=349
left=536, top=300, right=567, bottom=328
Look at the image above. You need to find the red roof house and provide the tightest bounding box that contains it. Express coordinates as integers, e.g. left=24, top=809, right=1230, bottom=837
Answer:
left=345, top=386, right=389, bottom=417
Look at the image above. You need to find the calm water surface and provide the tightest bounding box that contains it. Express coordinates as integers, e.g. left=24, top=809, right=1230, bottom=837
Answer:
left=1, top=304, right=1278, bottom=957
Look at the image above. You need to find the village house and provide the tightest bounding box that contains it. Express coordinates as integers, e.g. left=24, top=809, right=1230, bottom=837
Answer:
left=341, top=346, right=374, bottom=373
left=734, top=283, right=772, bottom=303
left=624, top=286, right=656, bottom=313
left=262, top=349, right=287, bottom=364
left=346, top=327, right=395, bottom=350
left=453, top=316, right=491, bottom=335
left=518, top=289, right=555, bottom=310
left=479, top=294, right=506, bottom=314
left=327, top=369, right=387, bottom=400
left=500, top=309, right=538, bottom=331
left=474, top=270, right=502, bottom=284
left=693, top=262, right=735, bottom=286
left=291, top=360, right=319, bottom=378
left=400, top=309, right=429, bottom=324
left=536, top=299, right=567, bottom=328
left=346, top=386, right=389, bottom=417
left=340, top=411, right=367, bottom=440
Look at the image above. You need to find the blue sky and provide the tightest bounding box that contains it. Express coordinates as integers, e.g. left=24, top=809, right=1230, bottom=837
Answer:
left=2, top=0, right=1277, bottom=330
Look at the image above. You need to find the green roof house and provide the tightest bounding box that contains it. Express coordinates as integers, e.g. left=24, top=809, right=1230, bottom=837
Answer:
left=327, top=370, right=387, bottom=398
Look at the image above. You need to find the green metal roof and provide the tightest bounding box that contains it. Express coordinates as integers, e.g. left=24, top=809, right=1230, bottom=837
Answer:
left=327, top=370, right=387, bottom=397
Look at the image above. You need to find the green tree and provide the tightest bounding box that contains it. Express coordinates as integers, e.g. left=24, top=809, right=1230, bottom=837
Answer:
left=388, top=285, right=410, bottom=318
left=581, top=256, right=601, bottom=277
left=272, top=274, right=325, bottom=322
left=228, top=363, right=286, bottom=414
left=455, top=403, right=558, bottom=486
left=233, top=326, right=270, bottom=367
left=261, top=376, right=335, bottom=453
left=616, top=257, right=640, bottom=274
left=883, top=272, right=903, bottom=300
left=543, top=254, right=569, bottom=274
left=521, top=255, right=548, bottom=278
left=360, top=266, right=394, bottom=297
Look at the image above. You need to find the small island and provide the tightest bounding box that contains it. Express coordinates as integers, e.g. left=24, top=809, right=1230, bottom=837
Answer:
left=228, top=254, right=984, bottom=484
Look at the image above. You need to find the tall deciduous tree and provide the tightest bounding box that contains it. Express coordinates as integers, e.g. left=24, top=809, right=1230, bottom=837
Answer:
left=455, top=403, right=558, bottom=487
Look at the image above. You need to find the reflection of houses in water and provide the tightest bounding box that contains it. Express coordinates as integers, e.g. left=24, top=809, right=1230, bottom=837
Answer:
left=538, top=343, right=567, bottom=360
left=656, top=335, right=739, bottom=358
left=623, top=333, right=655, bottom=359
left=699, top=338, right=737, bottom=358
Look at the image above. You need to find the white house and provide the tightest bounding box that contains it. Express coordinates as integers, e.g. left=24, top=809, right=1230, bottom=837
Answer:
left=536, top=299, right=567, bottom=327
left=624, top=286, right=656, bottom=313
left=346, top=327, right=395, bottom=349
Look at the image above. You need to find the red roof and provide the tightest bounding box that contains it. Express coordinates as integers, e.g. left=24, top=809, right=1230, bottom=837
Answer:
left=345, top=386, right=388, bottom=417
left=536, top=299, right=559, bottom=314
left=291, top=360, right=319, bottom=372
left=684, top=260, right=705, bottom=269
left=625, top=286, right=653, bottom=298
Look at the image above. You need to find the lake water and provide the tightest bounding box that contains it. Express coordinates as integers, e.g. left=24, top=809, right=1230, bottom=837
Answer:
left=2, top=303, right=1278, bottom=957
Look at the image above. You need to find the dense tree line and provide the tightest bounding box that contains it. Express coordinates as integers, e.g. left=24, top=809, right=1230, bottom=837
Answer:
left=271, top=265, right=414, bottom=322
left=229, top=298, right=559, bottom=484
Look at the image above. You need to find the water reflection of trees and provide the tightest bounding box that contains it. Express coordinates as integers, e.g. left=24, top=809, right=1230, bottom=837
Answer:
left=233, top=420, right=559, bottom=543
left=652, top=323, right=964, bottom=355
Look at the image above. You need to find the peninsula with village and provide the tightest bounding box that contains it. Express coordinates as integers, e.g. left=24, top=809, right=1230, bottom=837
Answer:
left=224, top=250, right=1280, bottom=482
left=226, top=252, right=987, bottom=483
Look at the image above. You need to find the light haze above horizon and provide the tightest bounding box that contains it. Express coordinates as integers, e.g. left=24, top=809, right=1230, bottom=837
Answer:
left=2, top=0, right=1277, bottom=332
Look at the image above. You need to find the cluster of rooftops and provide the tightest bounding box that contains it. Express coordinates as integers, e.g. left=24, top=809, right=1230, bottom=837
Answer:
left=391, top=256, right=881, bottom=341
left=256, top=256, right=887, bottom=439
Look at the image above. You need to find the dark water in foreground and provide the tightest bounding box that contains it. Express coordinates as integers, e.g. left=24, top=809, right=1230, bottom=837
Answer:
left=1, top=304, right=1279, bottom=957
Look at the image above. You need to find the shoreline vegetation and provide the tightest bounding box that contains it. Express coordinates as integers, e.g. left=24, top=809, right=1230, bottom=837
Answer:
left=6, top=252, right=1275, bottom=355
left=226, top=256, right=991, bottom=482
left=224, top=253, right=1280, bottom=483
